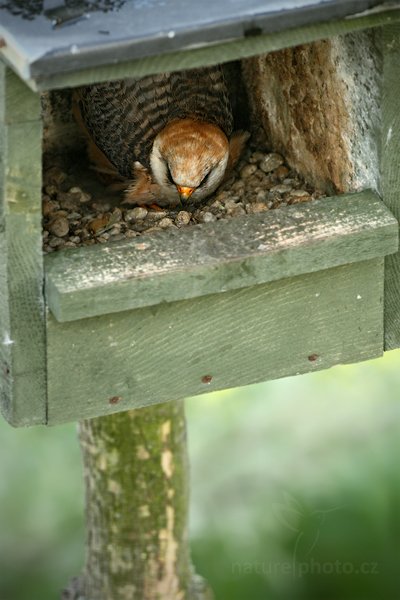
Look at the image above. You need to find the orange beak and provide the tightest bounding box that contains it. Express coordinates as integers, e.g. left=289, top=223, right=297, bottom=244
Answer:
left=176, top=185, right=195, bottom=201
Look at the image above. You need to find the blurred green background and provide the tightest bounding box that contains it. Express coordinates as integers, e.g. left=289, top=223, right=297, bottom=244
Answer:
left=1, top=351, right=400, bottom=600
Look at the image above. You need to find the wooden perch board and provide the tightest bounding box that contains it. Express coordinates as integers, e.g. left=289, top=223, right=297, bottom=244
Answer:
left=45, top=191, right=398, bottom=322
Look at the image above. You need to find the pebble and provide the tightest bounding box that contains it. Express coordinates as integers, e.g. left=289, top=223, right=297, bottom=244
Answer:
left=42, top=198, right=60, bottom=217
left=283, top=178, right=298, bottom=187
left=97, top=234, right=110, bottom=243
left=92, top=201, right=111, bottom=212
left=228, top=205, right=246, bottom=217
left=289, top=189, right=311, bottom=199
left=125, top=207, right=148, bottom=221
left=209, top=201, right=223, bottom=211
left=275, top=165, right=290, bottom=179
left=111, top=207, right=122, bottom=223
left=240, top=164, right=258, bottom=179
left=58, top=192, right=80, bottom=211
left=41, top=146, right=324, bottom=253
left=49, top=236, right=65, bottom=248
left=249, top=151, right=265, bottom=164
left=44, top=166, right=67, bottom=186
left=290, top=194, right=312, bottom=205
left=175, top=211, right=191, bottom=227
left=224, top=199, right=240, bottom=211
left=250, top=202, right=269, bottom=213
left=270, top=184, right=293, bottom=194
left=147, top=210, right=168, bottom=221
left=109, top=225, right=122, bottom=236
left=255, top=190, right=268, bottom=203
left=200, top=212, right=217, bottom=223
left=259, top=153, right=284, bottom=173
left=125, top=230, right=138, bottom=238
left=158, top=217, right=175, bottom=228
left=88, top=215, right=110, bottom=235
left=45, top=184, right=58, bottom=197
left=69, top=186, right=92, bottom=203
left=48, top=216, right=69, bottom=237
left=232, top=180, right=245, bottom=192
left=68, top=212, right=82, bottom=220
left=143, top=226, right=162, bottom=235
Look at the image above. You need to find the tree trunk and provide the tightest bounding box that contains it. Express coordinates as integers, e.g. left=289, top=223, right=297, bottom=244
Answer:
left=63, top=400, right=210, bottom=600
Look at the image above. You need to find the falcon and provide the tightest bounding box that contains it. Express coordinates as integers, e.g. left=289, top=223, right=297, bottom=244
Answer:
left=74, top=66, right=248, bottom=206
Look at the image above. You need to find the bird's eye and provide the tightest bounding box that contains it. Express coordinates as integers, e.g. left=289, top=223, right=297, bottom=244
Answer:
left=166, top=166, right=174, bottom=185
left=200, top=170, right=212, bottom=187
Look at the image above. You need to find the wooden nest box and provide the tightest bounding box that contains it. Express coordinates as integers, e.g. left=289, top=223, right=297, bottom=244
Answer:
left=0, top=0, right=400, bottom=426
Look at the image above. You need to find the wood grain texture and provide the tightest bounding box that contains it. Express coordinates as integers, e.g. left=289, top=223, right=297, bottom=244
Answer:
left=242, top=30, right=382, bottom=195
left=0, top=68, right=41, bottom=124
left=76, top=402, right=209, bottom=599
left=47, top=258, right=385, bottom=425
left=0, top=64, right=46, bottom=426
left=381, top=23, right=400, bottom=350
left=29, top=8, right=400, bottom=91
left=45, top=191, right=398, bottom=323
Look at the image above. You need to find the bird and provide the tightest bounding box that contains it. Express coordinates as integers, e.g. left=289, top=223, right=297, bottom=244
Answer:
left=73, top=66, right=249, bottom=207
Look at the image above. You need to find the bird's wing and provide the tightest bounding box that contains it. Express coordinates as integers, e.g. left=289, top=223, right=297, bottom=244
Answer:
left=76, top=76, right=170, bottom=177
left=167, top=67, right=234, bottom=138
left=76, top=67, right=233, bottom=178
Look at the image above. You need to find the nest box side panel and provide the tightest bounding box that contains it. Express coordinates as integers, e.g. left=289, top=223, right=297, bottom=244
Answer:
left=242, top=29, right=382, bottom=195
left=381, top=23, right=400, bottom=350
left=0, top=64, right=47, bottom=426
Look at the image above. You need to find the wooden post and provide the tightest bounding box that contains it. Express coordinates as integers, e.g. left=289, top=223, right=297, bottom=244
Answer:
left=63, top=401, right=211, bottom=600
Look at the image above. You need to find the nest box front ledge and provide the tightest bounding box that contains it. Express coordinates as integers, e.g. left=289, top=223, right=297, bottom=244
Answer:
left=45, top=191, right=397, bottom=322
left=43, top=190, right=398, bottom=425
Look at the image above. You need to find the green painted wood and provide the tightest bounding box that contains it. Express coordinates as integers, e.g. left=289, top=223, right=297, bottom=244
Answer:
left=1, top=14, right=398, bottom=426
left=29, top=7, right=400, bottom=91
left=47, top=258, right=385, bottom=424
left=45, top=191, right=398, bottom=323
left=381, top=22, right=400, bottom=350
left=0, top=68, right=42, bottom=124
left=0, top=64, right=46, bottom=426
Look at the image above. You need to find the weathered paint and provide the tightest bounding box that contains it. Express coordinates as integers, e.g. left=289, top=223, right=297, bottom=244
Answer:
left=44, top=191, right=398, bottom=322
left=47, top=258, right=386, bottom=425
left=0, top=65, right=46, bottom=426
left=380, top=22, right=400, bottom=349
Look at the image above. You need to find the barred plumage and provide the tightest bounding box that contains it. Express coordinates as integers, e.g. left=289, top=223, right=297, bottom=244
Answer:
left=75, top=66, right=247, bottom=206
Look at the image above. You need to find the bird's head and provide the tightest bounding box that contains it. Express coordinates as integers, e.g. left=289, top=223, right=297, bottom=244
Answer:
left=150, top=118, right=230, bottom=205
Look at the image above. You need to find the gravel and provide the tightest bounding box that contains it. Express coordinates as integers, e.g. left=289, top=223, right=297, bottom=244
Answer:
left=42, top=145, right=325, bottom=253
